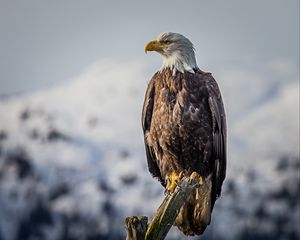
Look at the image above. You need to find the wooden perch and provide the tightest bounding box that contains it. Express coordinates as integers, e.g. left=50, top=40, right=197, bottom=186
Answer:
left=124, top=177, right=200, bottom=240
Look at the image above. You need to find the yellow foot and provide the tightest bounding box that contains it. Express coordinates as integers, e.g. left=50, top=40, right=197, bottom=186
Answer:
left=190, top=171, right=203, bottom=185
left=166, top=171, right=184, bottom=193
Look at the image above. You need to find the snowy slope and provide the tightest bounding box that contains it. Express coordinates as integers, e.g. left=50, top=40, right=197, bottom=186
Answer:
left=0, top=59, right=299, bottom=240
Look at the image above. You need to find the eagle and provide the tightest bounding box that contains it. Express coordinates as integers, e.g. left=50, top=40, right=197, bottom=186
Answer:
left=142, top=32, right=226, bottom=236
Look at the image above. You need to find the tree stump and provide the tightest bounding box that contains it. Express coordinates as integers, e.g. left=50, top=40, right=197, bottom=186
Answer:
left=124, top=177, right=200, bottom=240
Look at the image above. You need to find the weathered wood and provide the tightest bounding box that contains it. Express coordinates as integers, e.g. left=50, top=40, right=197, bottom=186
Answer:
left=125, top=216, right=148, bottom=240
left=124, top=177, right=200, bottom=240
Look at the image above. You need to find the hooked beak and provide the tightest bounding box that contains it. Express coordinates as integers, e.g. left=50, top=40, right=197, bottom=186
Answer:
left=144, top=40, right=164, bottom=53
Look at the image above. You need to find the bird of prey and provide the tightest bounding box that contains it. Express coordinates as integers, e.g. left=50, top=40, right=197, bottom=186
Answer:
left=142, top=32, right=226, bottom=236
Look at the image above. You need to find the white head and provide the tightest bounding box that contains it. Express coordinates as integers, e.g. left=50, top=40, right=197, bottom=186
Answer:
left=144, top=32, right=198, bottom=75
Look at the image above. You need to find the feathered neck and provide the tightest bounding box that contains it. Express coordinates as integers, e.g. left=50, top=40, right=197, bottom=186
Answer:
left=160, top=49, right=198, bottom=75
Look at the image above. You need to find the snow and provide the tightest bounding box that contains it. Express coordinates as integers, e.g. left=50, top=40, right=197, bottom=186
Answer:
left=0, top=58, right=299, bottom=240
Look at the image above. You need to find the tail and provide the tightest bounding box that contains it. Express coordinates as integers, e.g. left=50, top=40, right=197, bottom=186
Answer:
left=174, top=178, right=213, bottom=236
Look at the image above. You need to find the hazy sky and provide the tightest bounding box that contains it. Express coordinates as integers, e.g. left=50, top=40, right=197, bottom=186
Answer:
left=0, top=0, right=299, bottom=95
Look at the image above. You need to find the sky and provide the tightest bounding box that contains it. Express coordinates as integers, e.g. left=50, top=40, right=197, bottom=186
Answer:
left=0, top=0, right=299, bottom=95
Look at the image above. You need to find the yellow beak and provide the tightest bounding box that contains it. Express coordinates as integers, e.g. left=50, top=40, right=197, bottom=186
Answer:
left=144, top=40, right=163, bottom=53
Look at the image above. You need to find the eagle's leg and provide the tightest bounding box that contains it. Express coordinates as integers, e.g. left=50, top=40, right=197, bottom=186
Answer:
left=189, top=171, right=203, bottom=185
left=165, top=171, right=185, bottom=194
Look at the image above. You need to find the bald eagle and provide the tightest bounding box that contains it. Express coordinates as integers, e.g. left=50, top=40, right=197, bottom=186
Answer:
left=142, top=32, right=226, bottom=236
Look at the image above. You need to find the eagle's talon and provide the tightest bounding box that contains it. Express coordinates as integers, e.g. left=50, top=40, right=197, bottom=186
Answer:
left=189, top=171, right=203, bottom=186
left=178, top=171, right=185, bottom=179
left=166, top=171, right=183, bottom=193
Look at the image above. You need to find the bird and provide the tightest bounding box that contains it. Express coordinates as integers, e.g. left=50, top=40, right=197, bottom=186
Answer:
left=142, top=32, right=226, bottom=236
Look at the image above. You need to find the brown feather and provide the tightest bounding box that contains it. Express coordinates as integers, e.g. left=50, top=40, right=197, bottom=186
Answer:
left=141, top=68, right=226, bottom=235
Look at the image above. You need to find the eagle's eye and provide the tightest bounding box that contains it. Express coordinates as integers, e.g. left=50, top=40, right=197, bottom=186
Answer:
left=162, top=40, right=171, bottom=44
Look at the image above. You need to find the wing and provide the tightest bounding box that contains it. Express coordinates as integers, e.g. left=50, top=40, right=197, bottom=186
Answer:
left=141, top=78, right=164, bottom=185
left=207, top=76, right=227, bottom=203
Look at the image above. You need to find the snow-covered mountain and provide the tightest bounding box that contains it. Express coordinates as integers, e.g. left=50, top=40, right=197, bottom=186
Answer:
left=0, top=59, right=299, bottom=240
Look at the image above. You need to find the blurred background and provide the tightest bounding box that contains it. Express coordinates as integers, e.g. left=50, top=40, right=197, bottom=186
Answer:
left=0, top=0, right=299, bottom=239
